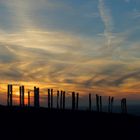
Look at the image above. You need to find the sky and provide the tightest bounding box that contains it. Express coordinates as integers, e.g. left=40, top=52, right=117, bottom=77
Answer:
left=0, top=0, right=140, bottom=106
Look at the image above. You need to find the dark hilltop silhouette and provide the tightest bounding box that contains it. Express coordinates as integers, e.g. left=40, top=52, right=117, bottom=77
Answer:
left=0, top=84, right=140, bottom=139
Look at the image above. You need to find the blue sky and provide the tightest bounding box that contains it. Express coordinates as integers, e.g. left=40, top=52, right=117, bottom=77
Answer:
left=0, top=0, right=140, bottom=35
left=0, top=0, right=140, bottom=105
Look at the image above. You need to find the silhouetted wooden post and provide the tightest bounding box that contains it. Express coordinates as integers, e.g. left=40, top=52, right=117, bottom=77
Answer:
left=100, top=96, right=102, bottom=112
left=60, top=91, right=63, bottom=109
left=121, top=98, right=124, bottom=114
left=72, top=92, right=75, bottom=110
left=96, top=94, right=99, bottom=112
left=57, top=90, right=59, bottom=109
left=7, top=85, right=10, bottom=106
left=51, top=89, right=53, bottom=109
left=7, top=85, right=9, bottom=106
left=37, top=88, right=40, bottom=108
left=63, top=91, right=65, bottom=110
left=121, top=98, right=127, bottom=114
left=7, top=84, right=13, bottom=106
left=34, top=87, right=40, bottom=108
left=124, top=98, right=127, bottom=114
left=20, top=86, right=25, bottom=107
left=10, top=85, right=13, bottom=106
left=19, top=86, right=22, bottom=106
left=34, top=87, right=36, bottom=107
left=28, top=91, right=30, bottom=107
left=110, top=97, right=114, bottom=113
left=89, top=94, right=91, bottom=111
left=22, top=86, right=25, bottom=107
left=123, top=99, right=125, bottom=113
left=108, top=96, right=111, bottom=113
left=121, top=99, right=123, bottom=113
left=48, top=89, right=51, bottom=109
left=76, top=93, right=79, bottom=110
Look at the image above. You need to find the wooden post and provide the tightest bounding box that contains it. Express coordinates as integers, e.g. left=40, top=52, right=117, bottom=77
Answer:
left=34, top=87, right=40, bottom=108
left=7, top=84, right=13, bottom=106
left=36, top=88, right=40, bottom=108
left=57, top=90, right=59, bottom=109
left=76, top=93, right=79, bottom=110
left=89, top=94, right=91, bottom=111
left=124, top=98, right=127, bottom=114
left=96, top=94, right=99, bottom=112
left=72, top=92, right=75, bottom=110
left=19, top=86, right=22, bottom=106
left=60, top=91, right=63, bottom=109
left=121, top=98, right=127, bottom=114
left=20, top=86, right=24, bottom=107
left=108, top=96, right=111, bottom=113
left=121, top=99, right=123, bottom=113
left=28, top=91, right=30, bottom=107
left=34, top=87, right=36, bottom=108
left=48, top=89, right=51, bottom=109
left=100, top=96, right=102, bottom=112
left=22, top=86, right=25, bottom=107
left=63, top=91, right=65, bottom=110
left=111, top=97, right=114, bottom=113
left=51, top=89, right=53, bottom=109
left=7, top=85, right=10, bottom=106
left=10, top=85, right=13, bottom=106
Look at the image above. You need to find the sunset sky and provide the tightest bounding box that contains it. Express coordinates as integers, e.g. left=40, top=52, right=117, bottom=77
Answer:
left=0, top=0, right=140, bottom=106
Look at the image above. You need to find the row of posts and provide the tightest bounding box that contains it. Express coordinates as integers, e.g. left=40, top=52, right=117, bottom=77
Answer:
left=7, top=85, right=40, bottom=108
left=7, top=84, right=127, bottom=114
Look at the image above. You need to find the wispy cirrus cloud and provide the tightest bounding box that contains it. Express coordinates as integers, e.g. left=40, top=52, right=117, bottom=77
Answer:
left=98, top=0, right=115, bottom=48
left=0, top=26, right=140, bottom=94
left=131, top=9, right=140, bottom=19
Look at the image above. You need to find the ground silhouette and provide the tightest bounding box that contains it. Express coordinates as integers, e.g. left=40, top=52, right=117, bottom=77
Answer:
left=0, top=105, right=140, bottom=139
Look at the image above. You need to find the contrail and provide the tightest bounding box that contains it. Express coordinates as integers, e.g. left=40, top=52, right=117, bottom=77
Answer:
left=98, top=0, right=114, bottom=48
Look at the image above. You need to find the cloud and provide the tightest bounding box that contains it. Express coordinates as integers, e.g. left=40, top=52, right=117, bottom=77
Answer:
left=0, top=33, right=97, bottom=84
left=132, top=9, right=140, bottom=19
left=81, top=60, right=140, bottom=92
left=0, top=27, right=140, bottom=93
left=1, top=0, right=75, bottom=31
left=98, top=0, right=114, bottom=48
left=113, top=71, right=140, bottom=86
left=98, top=0, right=113, bottom=33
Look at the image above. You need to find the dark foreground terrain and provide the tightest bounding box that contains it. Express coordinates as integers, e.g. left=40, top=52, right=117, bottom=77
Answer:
left=0, top=105, right=140, bottom=139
